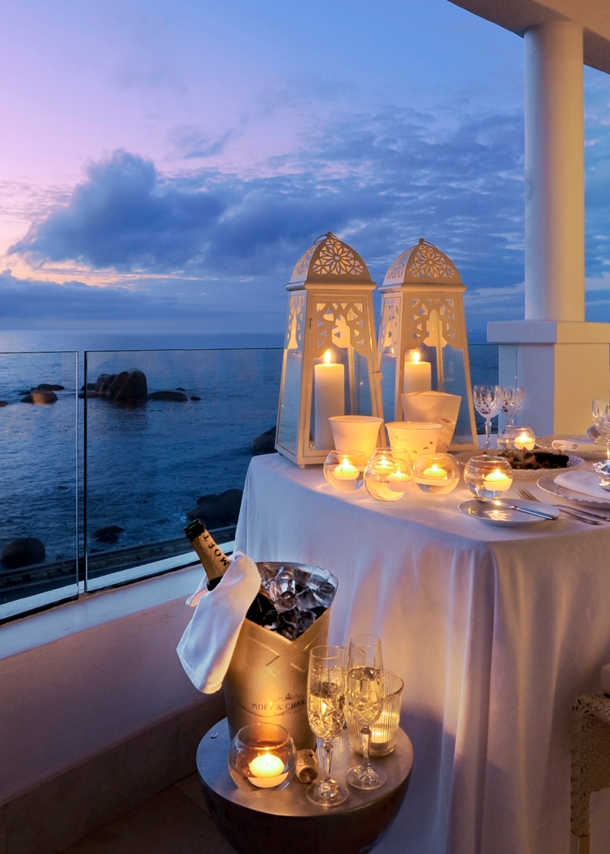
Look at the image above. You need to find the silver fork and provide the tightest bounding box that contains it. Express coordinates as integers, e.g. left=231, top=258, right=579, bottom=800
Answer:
left=517, top=488, right=607, bottom=525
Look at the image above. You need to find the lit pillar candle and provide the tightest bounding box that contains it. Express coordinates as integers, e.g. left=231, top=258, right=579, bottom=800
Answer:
left=403, top=351, right=432, bottom=395
left=248, top=753, right=289, bottom=789
left=314, top=350, right=345, bottom=450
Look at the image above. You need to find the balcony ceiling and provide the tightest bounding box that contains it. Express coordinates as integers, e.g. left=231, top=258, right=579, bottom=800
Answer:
left=448, top=0, right=610, bottom=75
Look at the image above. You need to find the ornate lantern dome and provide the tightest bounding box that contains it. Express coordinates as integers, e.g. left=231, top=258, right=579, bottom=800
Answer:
left=381, top=238, right=462, bottom=290
left=287, top=233, right=374, bottom=289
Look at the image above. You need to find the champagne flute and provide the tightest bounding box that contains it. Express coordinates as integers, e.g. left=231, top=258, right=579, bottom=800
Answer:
left=473, top=384, right=504, bottom=450
left=500, top=386, right=524, bottom=428
left=346, top=634, right=386, bottom=790
left=306, top=645, right=348, bottom=807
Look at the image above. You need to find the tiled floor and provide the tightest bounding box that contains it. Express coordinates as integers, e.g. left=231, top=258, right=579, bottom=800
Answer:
left=60, top=774, right=238, bottom=854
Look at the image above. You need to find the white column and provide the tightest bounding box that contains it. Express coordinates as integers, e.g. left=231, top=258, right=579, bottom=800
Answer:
left=524, top=20, right=584, bottom=321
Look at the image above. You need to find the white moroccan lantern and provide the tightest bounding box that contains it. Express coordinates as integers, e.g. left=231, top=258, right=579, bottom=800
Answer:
left=378, top=238, right=477, bottom=451
left=276, top=233, right=383, bottom=467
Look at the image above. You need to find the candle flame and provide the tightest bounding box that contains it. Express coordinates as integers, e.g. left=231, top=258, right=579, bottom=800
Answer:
left=410, top=350, right=421, bottom=364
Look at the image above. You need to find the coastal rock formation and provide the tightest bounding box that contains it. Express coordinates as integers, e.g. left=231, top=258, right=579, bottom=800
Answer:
left=1, top=537, right=46, bottom=569
left=95, top=369, right=148, bottom=404
left=94, top=525, right=125, bottom=544
left=146, top=391, right=188, bottom=402
left=251, top=426, right=277, bottom=456
left=31, top=383, right=65, bottom=391
left=21, top=391, right=58, bottom=404
left=186, top=488, right=243, bottom=529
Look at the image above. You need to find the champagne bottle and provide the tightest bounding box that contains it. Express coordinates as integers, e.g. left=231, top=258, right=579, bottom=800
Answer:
left=184, top=518, right=230, bottom=590
left=184, top=519, right=277, bottom=626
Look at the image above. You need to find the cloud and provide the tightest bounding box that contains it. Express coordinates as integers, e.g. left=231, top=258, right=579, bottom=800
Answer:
left=21, top=100, right=610, bottom=332
left=11, top=150, right=225, bottom=272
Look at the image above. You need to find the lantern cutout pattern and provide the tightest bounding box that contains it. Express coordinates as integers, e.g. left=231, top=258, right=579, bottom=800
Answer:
left=276, top=233, right=383, bottom=467
left=378, top=238, right=477, bottom=451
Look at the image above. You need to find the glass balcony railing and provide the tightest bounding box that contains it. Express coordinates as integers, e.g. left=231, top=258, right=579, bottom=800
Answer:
left=0, top=351, right=79, bottom=620
left=83, top=347, right=283, bottom=589
left=0, top=342, right=497, bottom=621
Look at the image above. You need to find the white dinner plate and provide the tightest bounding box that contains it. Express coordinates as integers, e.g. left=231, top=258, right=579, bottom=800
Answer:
left=458, top=499, right=560, bottom=527
left=537, top=435, right=608, bottom=460
left=537, top=471, right=610, bottom=510
left=455, top=451, right=584, bottom=479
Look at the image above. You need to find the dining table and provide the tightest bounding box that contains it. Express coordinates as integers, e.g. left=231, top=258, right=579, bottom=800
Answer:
left=233, top=452, right=610, bottom=854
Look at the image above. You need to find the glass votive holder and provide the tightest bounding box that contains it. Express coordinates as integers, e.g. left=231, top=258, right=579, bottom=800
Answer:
left=412, top=452, right=460, bottom=495
left=228, top=723, right=296, bottom=795
left=497, top=426, right=536, bottom=451
left=346, top=670, right=404, bottom=757
left=463, top=454, right=513, bottom=499
left=364, top=448, right=413, bottom=502
left=323, top=450, right=368, bottom=492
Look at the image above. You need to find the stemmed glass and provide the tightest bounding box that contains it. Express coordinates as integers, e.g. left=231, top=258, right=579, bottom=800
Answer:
left=345, top=634, right=386, bottom=790
left=500, top=386, right=524, bottom=428
left=473, top=385, right=504, bottom=450
left=306, top=645, right=348, bottom=807
left=592, top=399, right=610, bottom=470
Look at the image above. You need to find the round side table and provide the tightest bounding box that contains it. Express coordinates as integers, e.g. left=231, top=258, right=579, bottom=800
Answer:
left=197, top=718, right=413, bottom=854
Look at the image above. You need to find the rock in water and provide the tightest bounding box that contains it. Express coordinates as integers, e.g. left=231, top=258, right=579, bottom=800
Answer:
left=21, top=391, right=58, bottom=404
left=94, top=525, right=126, bottom=544
left=146, top=391, right=188, bottom=402
left=186, top=488, right=243, bottom=528
left=108, top=369, right=148, bottom=404
left=251, top=426, right=277, bottom=456
left=1, top=538, right=46, bottom=569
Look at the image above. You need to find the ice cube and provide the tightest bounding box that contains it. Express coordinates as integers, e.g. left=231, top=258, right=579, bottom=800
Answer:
left=268, top=566, right=296, bottom=606
left=312, top=580, right=336, bottom=609
left=295, top=588, right=318, bottom=611
left=278, top=608, right=317, bottom=639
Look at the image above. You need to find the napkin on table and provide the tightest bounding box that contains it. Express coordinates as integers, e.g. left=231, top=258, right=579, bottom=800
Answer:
left=177, top=551, right=261, bottom=694
left=554, top=470, right=610, bottom=501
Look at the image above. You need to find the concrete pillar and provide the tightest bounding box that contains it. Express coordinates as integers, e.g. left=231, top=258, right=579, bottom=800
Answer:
left=489, top=20, right=610, bottom=435
left=524, top=20, right=585, bottom=320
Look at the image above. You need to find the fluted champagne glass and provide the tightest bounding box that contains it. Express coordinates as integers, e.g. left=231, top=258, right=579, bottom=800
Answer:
left=592, top=399, right=610, bottom=460
left=346, top=634, right=386, bottom=790
left=473, top=384, right=504, bottom=450
left=306, top=645, right=348, bottom=807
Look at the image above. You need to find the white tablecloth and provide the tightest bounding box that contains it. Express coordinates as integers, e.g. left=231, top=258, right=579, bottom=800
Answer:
left=234, top=453, right=610, bottom=854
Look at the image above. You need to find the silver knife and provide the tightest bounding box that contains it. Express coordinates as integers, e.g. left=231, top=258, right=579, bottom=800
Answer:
left=476, top=497, right=557, bottom=520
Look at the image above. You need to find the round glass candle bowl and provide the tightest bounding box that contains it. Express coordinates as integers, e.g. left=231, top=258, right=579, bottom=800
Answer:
left=497, top=426, right=536, bottom=451
left=228, top=723, right=296, bottom=795
left=463, top=454, right=513, bottom=499
left=412, top=453, right=460, bottom=495
left=364, top=448, right=412, bottom=502
left=346, top=670, right=404, bottom=758
left=323, top=450, right=368, bottom=492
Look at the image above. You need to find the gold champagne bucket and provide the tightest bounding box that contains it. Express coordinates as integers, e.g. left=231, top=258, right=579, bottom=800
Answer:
left=224, top=607, right=331, bottom=749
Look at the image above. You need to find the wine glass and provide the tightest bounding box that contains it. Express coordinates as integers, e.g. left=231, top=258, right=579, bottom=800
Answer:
left=306, top=645, right=348, bottom=807
left=592, top=399, right=610, bottom=462
left=473, top=385, right=504, bottom=450
left=345, top=634, right=386, bottom=790
left=500, top=386, right=524, bottom=428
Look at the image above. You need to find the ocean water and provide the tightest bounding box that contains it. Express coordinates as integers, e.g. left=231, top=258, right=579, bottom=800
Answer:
left=0, top=330, right=497, bottom=604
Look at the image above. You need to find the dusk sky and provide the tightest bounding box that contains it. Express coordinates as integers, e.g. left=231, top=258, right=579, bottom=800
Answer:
left=1, top=0, right=609, bottom=335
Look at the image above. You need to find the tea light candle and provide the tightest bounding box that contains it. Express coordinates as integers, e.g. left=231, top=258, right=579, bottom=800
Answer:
left=314, top=350, right=345, bottom=450
left=514, top=430, right=536, bottom=451
left=423, top=464, right=447, bottom=480
left=249, top=753, right=289, bottom=789
left=483, top=468, right=512, bottom=492
left=388, top=467, right=410, bottom=483
left=333, top=458, right=360, bottom=481
left=403, top=351, right=432, bottom=395
left=374, top=455, right=394, bottom=472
